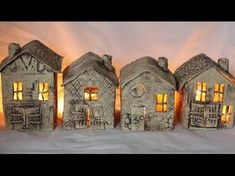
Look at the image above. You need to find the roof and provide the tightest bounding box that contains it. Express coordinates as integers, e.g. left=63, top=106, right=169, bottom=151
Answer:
left=0, top=40, right=63, bottom=73
left=63, top=52, right=119, bottom=87
left=120, top=56, right=177, bottom=89
left=174, top=53, right=235, bottom=90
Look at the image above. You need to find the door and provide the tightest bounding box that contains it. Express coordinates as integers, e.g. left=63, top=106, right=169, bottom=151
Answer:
left=189, top=103, right=220, bottom=128
left=9, top=104, right=41, bottom=130
left=23, top=106, right=41, bottom=129
left=91, top=105, right=105, bottom=129
left=130, top=105, right=146, bottom=131
left=72, top=104, right=88, bottom=128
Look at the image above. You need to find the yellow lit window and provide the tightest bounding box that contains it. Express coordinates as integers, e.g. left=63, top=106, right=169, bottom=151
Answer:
left=13, top=82, right=23, bottom=100
left=221, top=105, right=233, bottom=124
left=39, top=82, right=49, bottom=100
left=84, top=87, right=98, bottom=101
left=195, top=82, right=207, bottom=102
left=155, top=94, right=167, bottom=112
left=213, top=83, right=224, bottom=103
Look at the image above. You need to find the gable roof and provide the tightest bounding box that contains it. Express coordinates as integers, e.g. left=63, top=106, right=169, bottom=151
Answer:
left=63, top=52, right=119, bottom=87
left=0, top=40, right=63, bottom=73
left=120, top=56, right=176, bottom=89
left=174, top=53, right=235, bottom=90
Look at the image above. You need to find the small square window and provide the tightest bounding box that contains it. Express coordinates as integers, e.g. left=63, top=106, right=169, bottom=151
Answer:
left=84, top=87, right=98, bottom=101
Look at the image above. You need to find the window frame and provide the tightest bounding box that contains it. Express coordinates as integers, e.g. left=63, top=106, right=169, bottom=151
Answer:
left=195, top=82, right=207, bottom=103
left=38, top=82, right=49, bottom=101
left=155, top=94, right=167, bottom=112
left=84, top=86, right=98, bottom=101
left=13, top=82, right=23, bottom=101
left=213, top=83, right=224, bottom=103
left=221, top=105, right=233, bottom=124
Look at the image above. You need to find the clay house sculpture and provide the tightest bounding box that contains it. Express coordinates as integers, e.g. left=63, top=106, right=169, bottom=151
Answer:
left=0, top=40, right=63, bottom=131
left=120, top=56, right=177, bottom=131
left=62, top=52, right=119, bottom=129
left=174, top=53, right=235, bottom=130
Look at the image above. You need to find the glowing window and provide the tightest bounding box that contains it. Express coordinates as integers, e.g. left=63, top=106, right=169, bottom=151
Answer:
left=84, top=87, right=98, bottom=101
left=13, top=82, right=23, bottom=100
left=39, top=82, right=49, bottom=100
left=221, top=105, right=233, bottom=123
left=155, top=94, right=167, bottom=112
left=221, top=105, right=233, bottom=124
left=195, top=82, right=207, bottom=102
left=213, top=83, right=224, bottom=103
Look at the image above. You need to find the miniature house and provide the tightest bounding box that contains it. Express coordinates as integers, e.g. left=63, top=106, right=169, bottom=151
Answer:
left=120, top=56, right=177, bottom=131
left=62, top=52, right=119, bottom=129
left=0, top=40, right=63, bottom=131
left=174, top=53, right=235, bottom=130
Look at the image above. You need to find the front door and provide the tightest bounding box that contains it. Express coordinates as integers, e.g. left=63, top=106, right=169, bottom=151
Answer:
left=72, top=104, right=88, bottom=128
left=91, top=105, right=105, bottom=129
left=130, top=105, right=146, bottom=131
left=9, top=103, right=41, bottom=130
left=189, top=103, right=220, bottom=129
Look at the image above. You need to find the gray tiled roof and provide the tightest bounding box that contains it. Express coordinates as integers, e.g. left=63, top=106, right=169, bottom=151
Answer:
left=174, top=53, right=235, bottom=90
left=120, top=56, right=176, bottom=89
left=63, top=52, right=119, bottom=87
left=0, top=40, right=63, bottom=73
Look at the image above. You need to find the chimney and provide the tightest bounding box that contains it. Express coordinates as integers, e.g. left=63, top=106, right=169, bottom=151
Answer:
left=102, top=54, right=113, bottom=71
left=218, top=58, right=229, bottom=72
left=158, top=57, right=168, bottom=71
left=8, top=43, right=21, bottom=57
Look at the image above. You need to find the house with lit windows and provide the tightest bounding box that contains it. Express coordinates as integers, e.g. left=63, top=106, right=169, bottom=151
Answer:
left=174, top=53, right=235, bottom=130
left=0, top=40, right=63, bottom=130
left=62, top=52, right=119, bottom=129
left=120, top=56, right=177, bottom=131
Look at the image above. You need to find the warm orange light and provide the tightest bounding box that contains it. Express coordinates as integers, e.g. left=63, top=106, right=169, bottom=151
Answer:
left=39, top=82, right=49, bottom=100
left=156, top=104, right=163, bottom=112
left=195, top=90, right=201, bottom=101
left=0, top=75, right=4, bottom=128
left=214, top=83, right=219, bottom=91
left=195, top=82, right=207, bottom=102
left=57, top=73, right=64, bottom=121
left=202, top=82, right=207, bottom=91
left=13, top=82, right=23, bottom=100
left=84, top=87, right=98, bottom=101
left=84, top=92, right=90, bottom=100
left=221, top=105, right=233, bottom=124
left=213, top=83, right=224, bottom=103
left=155, top=94, right=167, bottom=112
left=86, top=108, right=91, bottom=127
left=157, top=94, right=163, bottom=103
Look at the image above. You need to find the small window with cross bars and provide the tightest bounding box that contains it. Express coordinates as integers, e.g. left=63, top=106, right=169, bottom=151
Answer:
left=84, top=87, right=98, bottom=101
left=13, top=82, right=23, bottom=100
left=155, top=94, right=167, bottom=112
left=38, top=82, right=49, bottom=100
left=213, top=83, right=224, bottom=103
left=195, top=82, right=207, bottom=102
left=221, top=105, right=233, bottom=124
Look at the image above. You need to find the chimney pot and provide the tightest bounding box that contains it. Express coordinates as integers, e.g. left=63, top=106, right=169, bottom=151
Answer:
left=8, top=43, right=20, bottom=57
left=158, top=57, right=168, bottom=71
left=102, top=54, right=113, bottom=71
left=218, top=58, right=229, bottom=72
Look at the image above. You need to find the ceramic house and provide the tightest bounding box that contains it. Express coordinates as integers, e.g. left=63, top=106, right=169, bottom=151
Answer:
left=62, top=52, right=119, bottom=129
left=0, top=40, right=63, bottom=131
left=120, top=56, right=177, bottom=131
left=174, top=53, right=235, bottom=130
